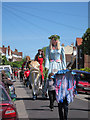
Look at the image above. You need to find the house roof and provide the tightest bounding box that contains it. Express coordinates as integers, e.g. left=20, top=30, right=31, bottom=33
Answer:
left=76, top=38, right=83, bottom=46
left=1, top=45, right=22, bottom=57
left=12, top=51, right=22, bottom=56
left=1, top=47, right=7, bottom=54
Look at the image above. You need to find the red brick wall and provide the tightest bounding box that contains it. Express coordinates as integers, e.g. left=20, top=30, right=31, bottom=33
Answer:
left=84, top=54, right=90, bottom=68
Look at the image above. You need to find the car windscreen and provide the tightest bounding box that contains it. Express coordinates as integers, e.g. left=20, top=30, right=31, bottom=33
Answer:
left=0, top=68, right=3, bottom=70
left=0, top=87, right=9, bottom=101
left=5, top=71, right=11, bottom=78
left=76, top=73, right=90, bottom=82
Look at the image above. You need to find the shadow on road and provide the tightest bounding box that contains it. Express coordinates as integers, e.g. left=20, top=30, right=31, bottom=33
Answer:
left=40, top=105, right=58, bottom=108
left=16, top=97, right=49, bottom=101
left=69, top=108, right=90, bottom=111
left=85, top=97, right=90, bottom=100
left=26, top=108, right=50, bottom=111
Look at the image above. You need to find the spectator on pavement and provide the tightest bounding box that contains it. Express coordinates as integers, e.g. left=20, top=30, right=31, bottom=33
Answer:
left=1, top=70, right=13, bottom=94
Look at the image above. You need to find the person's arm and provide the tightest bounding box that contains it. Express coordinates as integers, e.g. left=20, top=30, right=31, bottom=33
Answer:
left=7, top=79, right=13, bottom=86
left=3, top=78, right=13, bottom=86
left=24, top=71, right=27, bottom=78
left=61, top=46, right=66, bottom=69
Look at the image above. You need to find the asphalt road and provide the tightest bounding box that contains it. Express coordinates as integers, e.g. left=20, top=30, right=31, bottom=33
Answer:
left=14, top=79, right=90, bottom=120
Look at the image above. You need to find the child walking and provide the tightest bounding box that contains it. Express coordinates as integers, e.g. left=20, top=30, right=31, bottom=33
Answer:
left=45, top=73, right=56, bottom=111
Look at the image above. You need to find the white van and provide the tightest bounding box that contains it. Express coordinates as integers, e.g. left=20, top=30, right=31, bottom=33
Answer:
left=0, top=65, right=12, bottom=74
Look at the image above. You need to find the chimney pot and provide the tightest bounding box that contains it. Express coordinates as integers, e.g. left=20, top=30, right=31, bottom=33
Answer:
left=61, top=44, right=64, bottom=46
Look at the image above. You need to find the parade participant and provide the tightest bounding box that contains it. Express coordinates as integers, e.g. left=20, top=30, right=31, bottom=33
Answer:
left=45, top=73, right=56, bottom=111
left=54, top=69, right=76, bottom=120
left=20, top=69, right=24, bottom=82
left=22, top=56, right=31, bottom=70
left=24, top=68, right=30, bottom=87
left=45, top=35, right=66, bottom=75
left=34, top=49, right=45, bottom=88
left=44, top=34, right=66, bottom=98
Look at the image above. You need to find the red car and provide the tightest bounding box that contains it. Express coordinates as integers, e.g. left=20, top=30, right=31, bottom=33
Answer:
left=72, top=70, right=90, bottom=94
left=0, top=84, right=18, bottom=120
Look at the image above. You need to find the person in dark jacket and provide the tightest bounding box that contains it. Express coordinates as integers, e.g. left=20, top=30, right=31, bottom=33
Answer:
left=1, top=70, right=13, bottom=94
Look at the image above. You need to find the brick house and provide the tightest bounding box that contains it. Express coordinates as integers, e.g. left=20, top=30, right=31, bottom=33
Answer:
left=62, top=43, right=76, bottom=69
left=0, top=45, right=7, bottom=56
left=76, top=38, right=90, bottom=69
left=0, top=45, right=23, bottom=62
left=61, top=43, right=76, bottom=69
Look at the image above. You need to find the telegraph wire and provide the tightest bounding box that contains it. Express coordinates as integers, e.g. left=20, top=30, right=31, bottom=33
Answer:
left=3, top=5, right=85, bottom=31
left=3, top=5, right=52, bottom=33
left=3, top=3, right=88, bottom=18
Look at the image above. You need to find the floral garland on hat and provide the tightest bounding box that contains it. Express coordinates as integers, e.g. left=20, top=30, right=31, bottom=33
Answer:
left=48, top=35, right=60, bottom=41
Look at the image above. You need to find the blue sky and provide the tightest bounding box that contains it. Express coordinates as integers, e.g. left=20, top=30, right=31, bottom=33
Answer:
left=2, top=2, right=88, bottom=59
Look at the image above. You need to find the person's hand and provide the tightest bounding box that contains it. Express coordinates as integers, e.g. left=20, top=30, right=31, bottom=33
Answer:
left=64, top=68, right=66, bottom=70
left=8, top=78, right=10, bottom=80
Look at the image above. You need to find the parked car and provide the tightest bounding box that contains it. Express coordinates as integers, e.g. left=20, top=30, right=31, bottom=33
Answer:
left=0, top=84, right=18, bottom=120
left=72, top=70, right=90, bottom=94
left=0, top=65, right=12, bottom=74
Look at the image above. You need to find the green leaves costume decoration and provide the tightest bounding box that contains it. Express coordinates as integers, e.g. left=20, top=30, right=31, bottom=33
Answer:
left=48, top=35, right=60, bottom=40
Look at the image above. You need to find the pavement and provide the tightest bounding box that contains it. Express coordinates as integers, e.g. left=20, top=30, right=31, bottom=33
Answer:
left=14, top=79, right=90, bottom=120
left=14, top=79, right=29, bottom=119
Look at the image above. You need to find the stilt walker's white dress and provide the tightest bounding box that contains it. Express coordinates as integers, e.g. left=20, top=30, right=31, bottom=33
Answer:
left=45, top=46, right=66, bottom=74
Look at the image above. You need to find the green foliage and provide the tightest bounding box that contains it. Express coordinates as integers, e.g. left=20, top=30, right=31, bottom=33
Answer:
left=73, top=67, right=90, bottom=72
left=0, top=53, right=1, bottom=64
left=81, top=28, right=90, bottom=55
left=48, top=35, right=60, bottom=40
left=79, top=67, right=90, bottom=72
left=0, top=55, right=25, bottom=68
left=1, top=56, right=8, bottom=65
left=11, top=59, right=25, bottom=68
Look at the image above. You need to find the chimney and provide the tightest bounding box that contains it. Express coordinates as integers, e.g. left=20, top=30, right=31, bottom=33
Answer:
left=71, top=43, right=74, bottom=47
left=61, top=43, right=64, bottom=46
left=8, top=46, right=10, bottom=49
left=2, top=45, right=4, bottom=48
left=15, top=49, right=18, bottom=52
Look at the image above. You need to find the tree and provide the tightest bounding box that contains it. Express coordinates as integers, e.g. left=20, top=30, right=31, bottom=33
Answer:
left=0, top=53, right=2, bottom=65
left=1, top=56, right=8, bottom=65
left=0, top=55, right=26, bottom=68
left=81, top=28, right=90, bottom=55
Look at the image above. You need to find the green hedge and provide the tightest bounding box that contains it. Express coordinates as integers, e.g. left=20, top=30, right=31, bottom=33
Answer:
left=79, top=67, right=90, bottom=72
left=73, top=67, right=90, bottom=72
